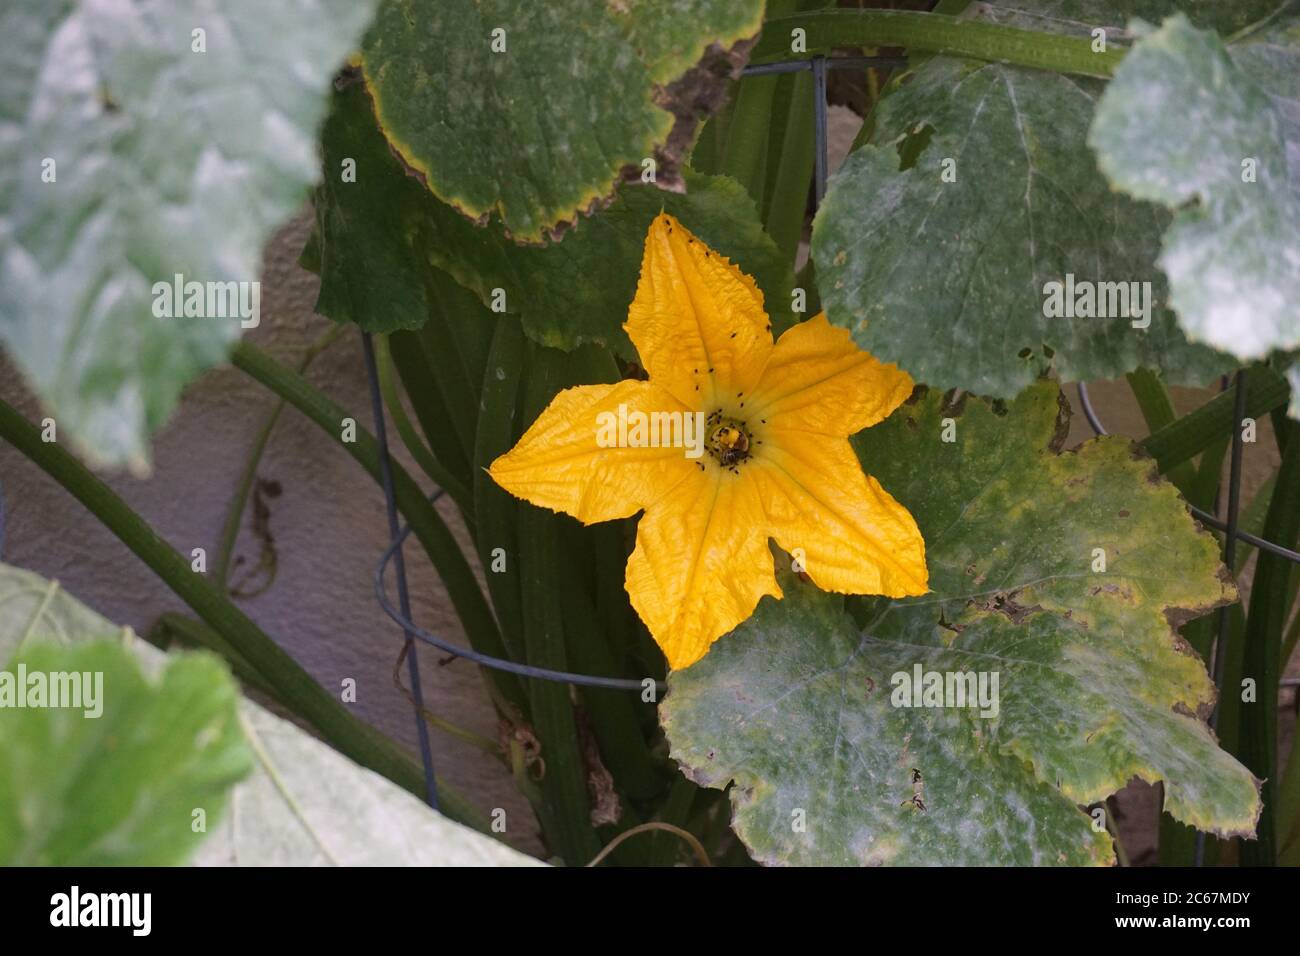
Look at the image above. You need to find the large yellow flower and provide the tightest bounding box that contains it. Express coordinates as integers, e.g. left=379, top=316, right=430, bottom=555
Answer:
left=490, top=214, right=928, bottom=669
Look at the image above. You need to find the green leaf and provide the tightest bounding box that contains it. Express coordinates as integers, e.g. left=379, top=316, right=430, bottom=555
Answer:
left=811, top=54, right=1231, bottom=398
left=359, top=0, right=764, bottom=241
left=310, top=83, right=795, bottom=354
left=662, top=382, right=1259, bottom=866
left=0, top=570, right=250, bottom=865
left=0, top=562, right=538, bottom=866
left=1089, top=14, right=1300, bottom=364
left=0, top=0, right=380, bottom=468
left=0, top=641, right=248, bottom=867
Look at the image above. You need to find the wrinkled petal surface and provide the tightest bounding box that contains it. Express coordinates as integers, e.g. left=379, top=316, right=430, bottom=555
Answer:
left=748, top=312, right=914, bottom=436
left=751, top=428, right=928, bottom=597
left=625, top=213, right=773, bottom=411
left=489, top=379, right=695, bottom=524
left=625, top=467, right=782, bottom=670
left=491, top=216, right=931, bottom=672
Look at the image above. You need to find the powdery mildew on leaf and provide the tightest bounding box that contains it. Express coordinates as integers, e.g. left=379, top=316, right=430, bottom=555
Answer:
left=0, top=0, right=381, bottom=469
left=662, top=382, right=1259, bottom=866
left=811, top=54, right=1231, bottom=399
left=309, top=84, right=795, bottom=352
left=0, top=563, right=539, bottom=867
left=194, top=701, right=541, bottom=867
left=1090, top=14, right=1300, bottom=361
left=360, top=0, right=765, bottom=242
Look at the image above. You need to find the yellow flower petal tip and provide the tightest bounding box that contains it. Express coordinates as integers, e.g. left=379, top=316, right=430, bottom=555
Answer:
left=488, top=217, right=929, bottom=670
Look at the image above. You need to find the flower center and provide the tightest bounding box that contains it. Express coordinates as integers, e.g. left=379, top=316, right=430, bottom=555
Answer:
left=706, top=411, right=753, bottom=470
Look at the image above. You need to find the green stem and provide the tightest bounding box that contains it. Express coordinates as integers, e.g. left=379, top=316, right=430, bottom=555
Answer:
left=1239, top=421, right=1300, bottom=864
left=649, top=773, right=699, bottom=866
left=388, top=330, right=475, bottom=501
left=1277, top=726, right=1300, bottom=860
left=412, top=294, right=479, bottom=467
left=148, top=612, right=279, bottom=701
left=0, top=396, right=488, bottom=831
left=716, top=0, right=804, bottom=203
left=559, top=528, right=663, bottom=802
left=763, top=69, right=816, bottom=264
left=472, top=317, right=529, bottom=667
left=373, top=334, right=474, bottom=513
left=1139, top=365, right=1290, bottom=473
left=1283, top=591, right=1300, bottom=666
left=1188, top=434, right=1231, bottom=517
left=754, top=10, right=1124, bottom=78
left=1125, top=369, right=1198, bottom=493
left=516, top=344, right=601, bottom=865
left=720, top=74, right=778, bottom=203
left=1233, top=473, right=1280, bottom=575
left=228, top=340, right=530, bottom=717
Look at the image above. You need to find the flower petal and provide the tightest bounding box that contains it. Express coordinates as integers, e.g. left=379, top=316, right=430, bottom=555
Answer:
left=625, top=467, right=781, bottom=670
left=751, top=428, right=928, bottom=596
left=489, top=379, right=696, bottom=524
left=748, top=312, right=914, bottom=436
left=625, top=213, right=773, bottom=411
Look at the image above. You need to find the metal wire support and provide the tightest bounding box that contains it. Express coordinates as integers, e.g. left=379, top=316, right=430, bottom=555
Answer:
left=740, top=55, right=909, bottom=209
left=361, top=332, right=440, bottom=810
left=374, top=509, right=666, bottom=695
left=741, top=55, right=908, bottom=77
left=812, top=56, right=829, bottom=207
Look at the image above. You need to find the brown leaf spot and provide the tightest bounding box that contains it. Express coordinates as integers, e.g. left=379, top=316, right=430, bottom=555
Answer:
left=969, top=590, right=1042, bottom=625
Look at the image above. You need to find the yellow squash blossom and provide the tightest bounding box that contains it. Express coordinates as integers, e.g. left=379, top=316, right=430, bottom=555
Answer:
left=490, top=214, right=928, bottom=669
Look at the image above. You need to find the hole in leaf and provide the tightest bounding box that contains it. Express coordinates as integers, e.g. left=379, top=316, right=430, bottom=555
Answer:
left=895, top=123, right=935, bottom=171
